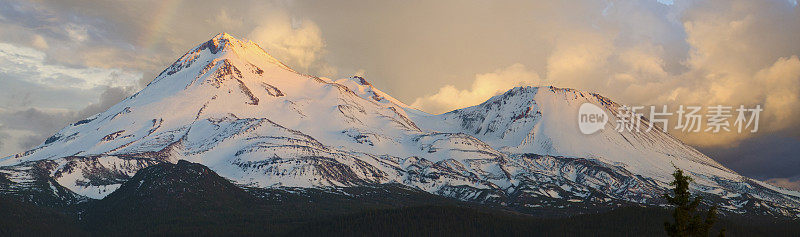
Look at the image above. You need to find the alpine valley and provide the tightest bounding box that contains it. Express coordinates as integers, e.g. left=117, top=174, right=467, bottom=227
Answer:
left=2, top=33, right=799, bottom=235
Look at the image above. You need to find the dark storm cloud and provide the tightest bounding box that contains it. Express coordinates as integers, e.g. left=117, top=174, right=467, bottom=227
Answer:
left=700, top=135, right=800, bottom=180
left=700, top=135, right=800, bottom=191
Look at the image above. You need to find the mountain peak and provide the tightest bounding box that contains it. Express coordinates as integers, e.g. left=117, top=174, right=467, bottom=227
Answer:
left=352, top=76, right=371, bottom=86
left=198, top=32, right=251, bottom=55
left=212, top=32, right=236, bottom=41
left=148, top=32, right=294, bottom=82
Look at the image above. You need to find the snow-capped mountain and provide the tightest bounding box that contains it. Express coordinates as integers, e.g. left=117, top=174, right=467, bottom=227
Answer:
left=1, top=33, right=798, bottom=217
left=408, top=87, right=734, bottom=190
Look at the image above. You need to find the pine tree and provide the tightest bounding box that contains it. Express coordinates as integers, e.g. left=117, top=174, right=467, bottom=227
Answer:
left=664, top=167, right=723, bottom=237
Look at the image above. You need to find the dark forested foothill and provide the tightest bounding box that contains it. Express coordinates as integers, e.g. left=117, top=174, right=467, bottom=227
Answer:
left=1, top=161, right=798, bottom=236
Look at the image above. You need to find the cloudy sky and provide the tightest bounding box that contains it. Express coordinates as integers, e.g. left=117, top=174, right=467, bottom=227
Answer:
left=0, top=0, right=799, bottom=190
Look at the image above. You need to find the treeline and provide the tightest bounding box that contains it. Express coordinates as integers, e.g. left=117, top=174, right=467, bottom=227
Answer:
left=3, top=188, right=800, bottom=236
left=0, top=197, right=86, bottom=236
left=2, top=161, right=799, bottom=236
left=294, top=205, right=800, bottom=237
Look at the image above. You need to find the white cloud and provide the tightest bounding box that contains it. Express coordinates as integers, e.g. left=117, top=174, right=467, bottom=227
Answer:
left=0, top=43, right=141, bottom=90
left=410, top=64, right=541, bottom=114
left=31, top=34, right=48, bottom=50
left=65, top=23, right=89, bottom=42
left=248, top=12, right=336, bottom=77
left=410, top=0, right=800, bottom=147
left=211, top=9, right=243, bottom=30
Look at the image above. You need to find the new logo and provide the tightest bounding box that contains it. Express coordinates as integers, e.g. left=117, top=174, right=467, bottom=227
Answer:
left=578, top=103, right=608, bottom=135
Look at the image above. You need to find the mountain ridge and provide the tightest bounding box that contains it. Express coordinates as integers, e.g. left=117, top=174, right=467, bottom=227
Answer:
left=1, top=32, right=799, bottom=218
